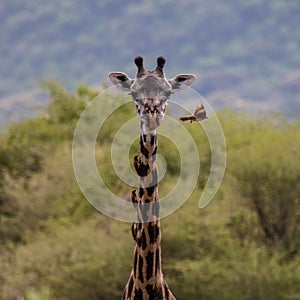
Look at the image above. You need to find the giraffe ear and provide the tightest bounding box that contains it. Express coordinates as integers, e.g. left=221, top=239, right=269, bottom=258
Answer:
left=169, top=74, right=197, bottom=93
left=108, top=72, right=134, bottom=92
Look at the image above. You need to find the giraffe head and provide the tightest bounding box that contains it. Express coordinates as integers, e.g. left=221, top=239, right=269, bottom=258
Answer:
left=109, top=56, right=196, bottom=133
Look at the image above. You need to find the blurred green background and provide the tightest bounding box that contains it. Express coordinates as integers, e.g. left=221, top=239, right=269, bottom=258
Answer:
left=1, top=1, right=300, bottom=299
left=0, top=83, right=299, bottom=300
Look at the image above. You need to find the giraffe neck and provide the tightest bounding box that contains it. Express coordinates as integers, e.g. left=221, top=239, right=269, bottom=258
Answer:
left=134, top=130, right=162, bottom=280
left=122, top=130, right=170, bottom=299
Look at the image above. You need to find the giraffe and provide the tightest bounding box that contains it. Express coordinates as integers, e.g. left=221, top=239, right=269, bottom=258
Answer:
left=109, top=56, right=196, bottom=300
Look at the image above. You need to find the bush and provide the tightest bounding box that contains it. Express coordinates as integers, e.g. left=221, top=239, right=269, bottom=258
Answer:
left=1, top=86, right=299, bottom=300
left=1, top=218, right=132, bottom=300
left=224, top=113, right=300, bottom=250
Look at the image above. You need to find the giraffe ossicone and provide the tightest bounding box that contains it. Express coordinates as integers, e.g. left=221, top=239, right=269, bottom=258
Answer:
left=109, top=56, right=196, bottom=300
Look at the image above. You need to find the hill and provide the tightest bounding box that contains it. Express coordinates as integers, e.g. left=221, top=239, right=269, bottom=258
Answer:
left=1, top=0, right=300, bottom=124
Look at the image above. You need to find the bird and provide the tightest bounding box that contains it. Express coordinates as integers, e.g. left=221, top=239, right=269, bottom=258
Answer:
left=180, top=100, right=208, bottom=123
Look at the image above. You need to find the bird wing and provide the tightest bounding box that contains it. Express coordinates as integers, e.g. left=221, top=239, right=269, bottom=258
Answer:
left=194, top=101, right=204, bottom=114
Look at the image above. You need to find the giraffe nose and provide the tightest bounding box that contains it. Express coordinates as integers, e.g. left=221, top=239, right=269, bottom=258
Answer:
left=149, top=107, right=159, bottom=116
left=144, top=107, right=159, bottom=115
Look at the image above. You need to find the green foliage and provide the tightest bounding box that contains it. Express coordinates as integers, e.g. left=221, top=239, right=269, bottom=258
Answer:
left=43, top=80, right=87, bottom=126
left=222, top=112, right=300, bottom=250
left=25, top=286, right=51, bottom=300
left=0, top=81, right=88, bottom=183
left=1, top=120, right=44, bottom=180
left=0, top=84, right=299, bottom=299
left=2, top=219, right=131, bottom=300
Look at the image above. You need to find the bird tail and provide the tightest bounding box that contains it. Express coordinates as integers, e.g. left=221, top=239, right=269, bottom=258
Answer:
left=179, top=115, right=196, bottom=122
